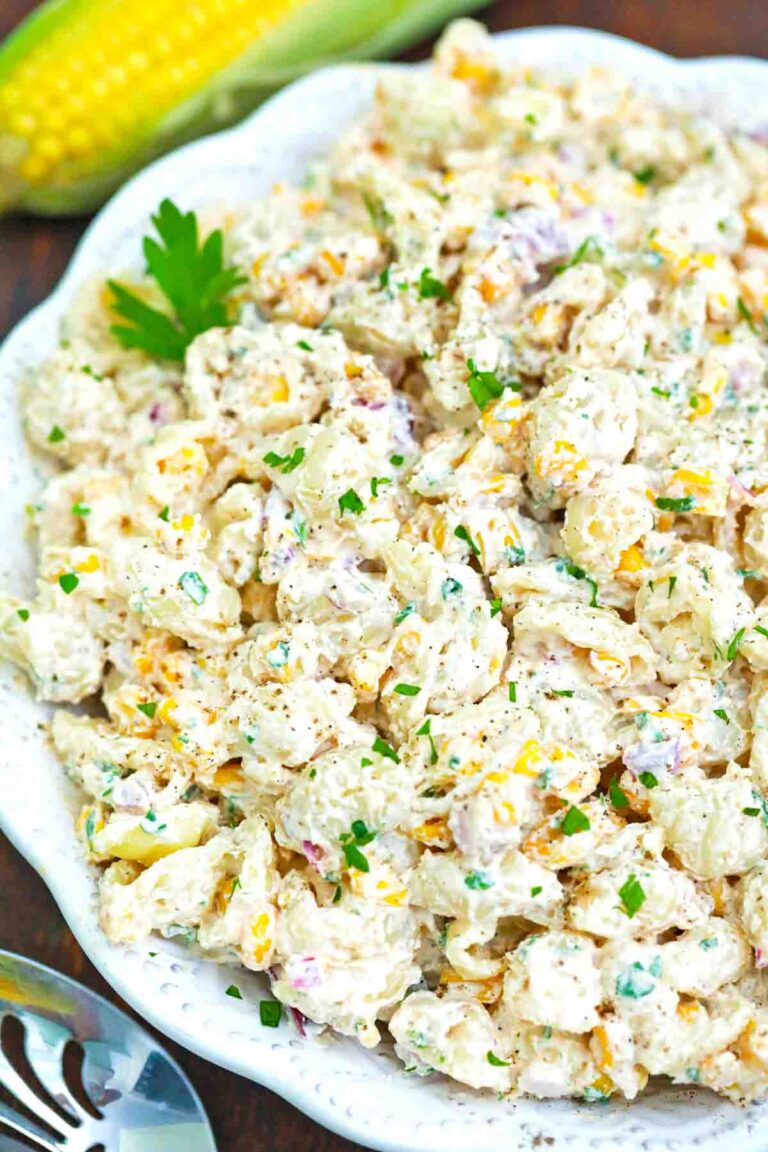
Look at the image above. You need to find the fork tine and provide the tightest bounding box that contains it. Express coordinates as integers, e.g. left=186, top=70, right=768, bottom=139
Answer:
left=19, top=1013, right=87, bottom=1124
left=0, top=1023, right=73, bottom=1140
left=0, top=1095, right=63, bottom=1152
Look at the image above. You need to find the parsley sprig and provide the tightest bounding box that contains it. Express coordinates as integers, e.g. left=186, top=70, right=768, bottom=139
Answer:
left=109, top=199, right=246, bottom=362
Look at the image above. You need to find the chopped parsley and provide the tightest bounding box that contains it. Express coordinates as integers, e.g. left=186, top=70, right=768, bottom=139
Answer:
left=561, top=560, right=599, bottom=607
left=508, top=683, right=517, bottom=703
left=263, top=445, right=305, bottom=474
left=72, top=502, right=91, bottom=517
left=737, top=295, right=759, bottom=335
left=618, top=874, right=646, bottom=918
left=727, top=628, right=746, bottom=661
left=372, top=736, right=400, bottom=763
left=340, top=819, right=377, bottom=872
left=553, top=234, right=603, bottom=275
left=390, top=454, right=404, bottom=467
left=158, top=505, right=170, bottom=522
left=561, top=806, right=590, bottom=836
left=464, top=870, right=493, bottom=891
left=633, top=164, right=656, bottom=185
left=530, top=885, right=542, bottom=897
left=338, top=488, right=365, bottom=516
left=48, top=425, right=66, bottom=443
left=259, top=1000, right=282, bottom=1028
left=58, top=573, right=79, bottom=595
left=668, top=575, right=677, bottom=598
left=371, top=476, right=391, bottom=498
left=417, top=267, right=452, bottom=301
left=466, top=358, right=505, bottom=410
left=552, top=689, right=574, bottom=698
left=225, top=984, right=243, bottom=1000
left=486, top=1051, right=511, bottom=1067
left=394, top=683, right=421, bottom=696
left=297, top=339, right=314, bottom=351
left=609, top=777, right=629, bottom=809
left=137, top=701, right=158, bottom=719
left=416, top=719, right=438, bottom=765
left=441, top=577, right=463, bottom=598
left=178, top=570, right=209, bottom=605
left=395, top=602, right=415, bottom=625
left=638, top=771, right=659, bottom=789
left=16, top=609, right=29, bottom=622
left=743, top=807, right=761, bottom=817
left=489, top=597, right=502, bottom=617
left=713, top=708, right=730, bottom=725
left=655, top=495, right=695, bottom=513
left=454, top=524, right=480, bottom=557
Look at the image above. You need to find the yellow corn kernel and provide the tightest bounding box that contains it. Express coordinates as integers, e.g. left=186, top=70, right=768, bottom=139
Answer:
left=512, top=740, right=543, bottom=779
left=158, top=443, right=207, bottom=476
left=75, top=552, right=100, bottom=573
left=593, top=1025, right=614, bottom=1069
left=677, top=999, right=703, bottom=1022
left=479, top=276, right=515, bottom=304
left=410, top=817, right=449, bottom=845
left=451, top=56, right=495, bottom=93
left=319, top=249, right=344, bottom=277
left=688, top=394, right=714, bottom=420
left=213, top=763, right=246, bottom=790
left=172, top=513, right=195, bottom=532
left=535, top=440, right=588, bottom=485
left=617, top=544, right=645, bottom=573
left=300, top=195, right=325, bottom=217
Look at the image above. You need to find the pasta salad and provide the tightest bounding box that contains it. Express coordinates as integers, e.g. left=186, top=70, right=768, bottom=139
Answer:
left=6, top=18, right=768, bottom=1104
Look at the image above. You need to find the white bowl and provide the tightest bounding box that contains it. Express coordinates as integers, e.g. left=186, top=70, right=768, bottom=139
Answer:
left=2, top=26, right=768, bottom=1152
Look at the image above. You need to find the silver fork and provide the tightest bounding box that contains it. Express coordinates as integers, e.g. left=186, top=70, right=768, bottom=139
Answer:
left=0, top=949, right=217, bottom=1151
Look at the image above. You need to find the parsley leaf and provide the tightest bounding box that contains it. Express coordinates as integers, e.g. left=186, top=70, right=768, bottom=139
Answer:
left=416, top=719, right=438, bottom=766
left=508, top=683, right=517, bottom=703
left=634, top=164, right=656, bottom=185
left=48, top=425, right=66, bottom=443
left=618, top=874, right=646, bottom=918
left=609, top=777, right=629, bottom=809
left=339, top=488, right=365, bottom=516
left=553, top=234, right=603, bottom=275
left=178, top=570, right=208, bottom=605
left=225, top=984, right=243, bottom=1000
left=417, top=267, right=452, bottom=301
left=58, top=573, right=79, bottom=595
left=137, top=701, right=158, bottom=719
left=394, top=683, right=421, bottom=696
left=561, top=806, right=590, bottom=836
left=487, top=1051, right=511, bottom=1066
left=464, top=870, right=493, bottom=890
left=372, top=736, right=400, bottom=763
left=737, top=295, right=759, bottom=335
left=454, top=524, right=480, bottom=557
left=714, top=708, right=730, bottom=725
left=655, top=495, right=695, bottom=513
left=727, top=628, right=746, bottom=661
left=109, top=199, right=246, bottom=362
left=638, top=771, right=658, bottom=789
left=259, top=1000, right=282, bottom=1027
left=263, top=446, right=305, bottom=474
left=466, top=358, right=505, bottom=410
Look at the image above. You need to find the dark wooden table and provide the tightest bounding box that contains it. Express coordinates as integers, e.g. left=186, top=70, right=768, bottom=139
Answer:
left=1, top=1, right=767, bottom=1148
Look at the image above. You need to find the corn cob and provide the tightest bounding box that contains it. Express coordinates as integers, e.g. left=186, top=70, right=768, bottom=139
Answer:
left=0, top=0, right=486, bottom=216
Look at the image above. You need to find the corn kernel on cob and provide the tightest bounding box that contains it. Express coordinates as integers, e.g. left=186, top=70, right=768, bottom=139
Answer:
left=0, top=0, right=485, bottom=216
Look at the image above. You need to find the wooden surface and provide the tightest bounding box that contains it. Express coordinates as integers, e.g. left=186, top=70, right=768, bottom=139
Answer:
left=1, top=1, right=768, bottom=1148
